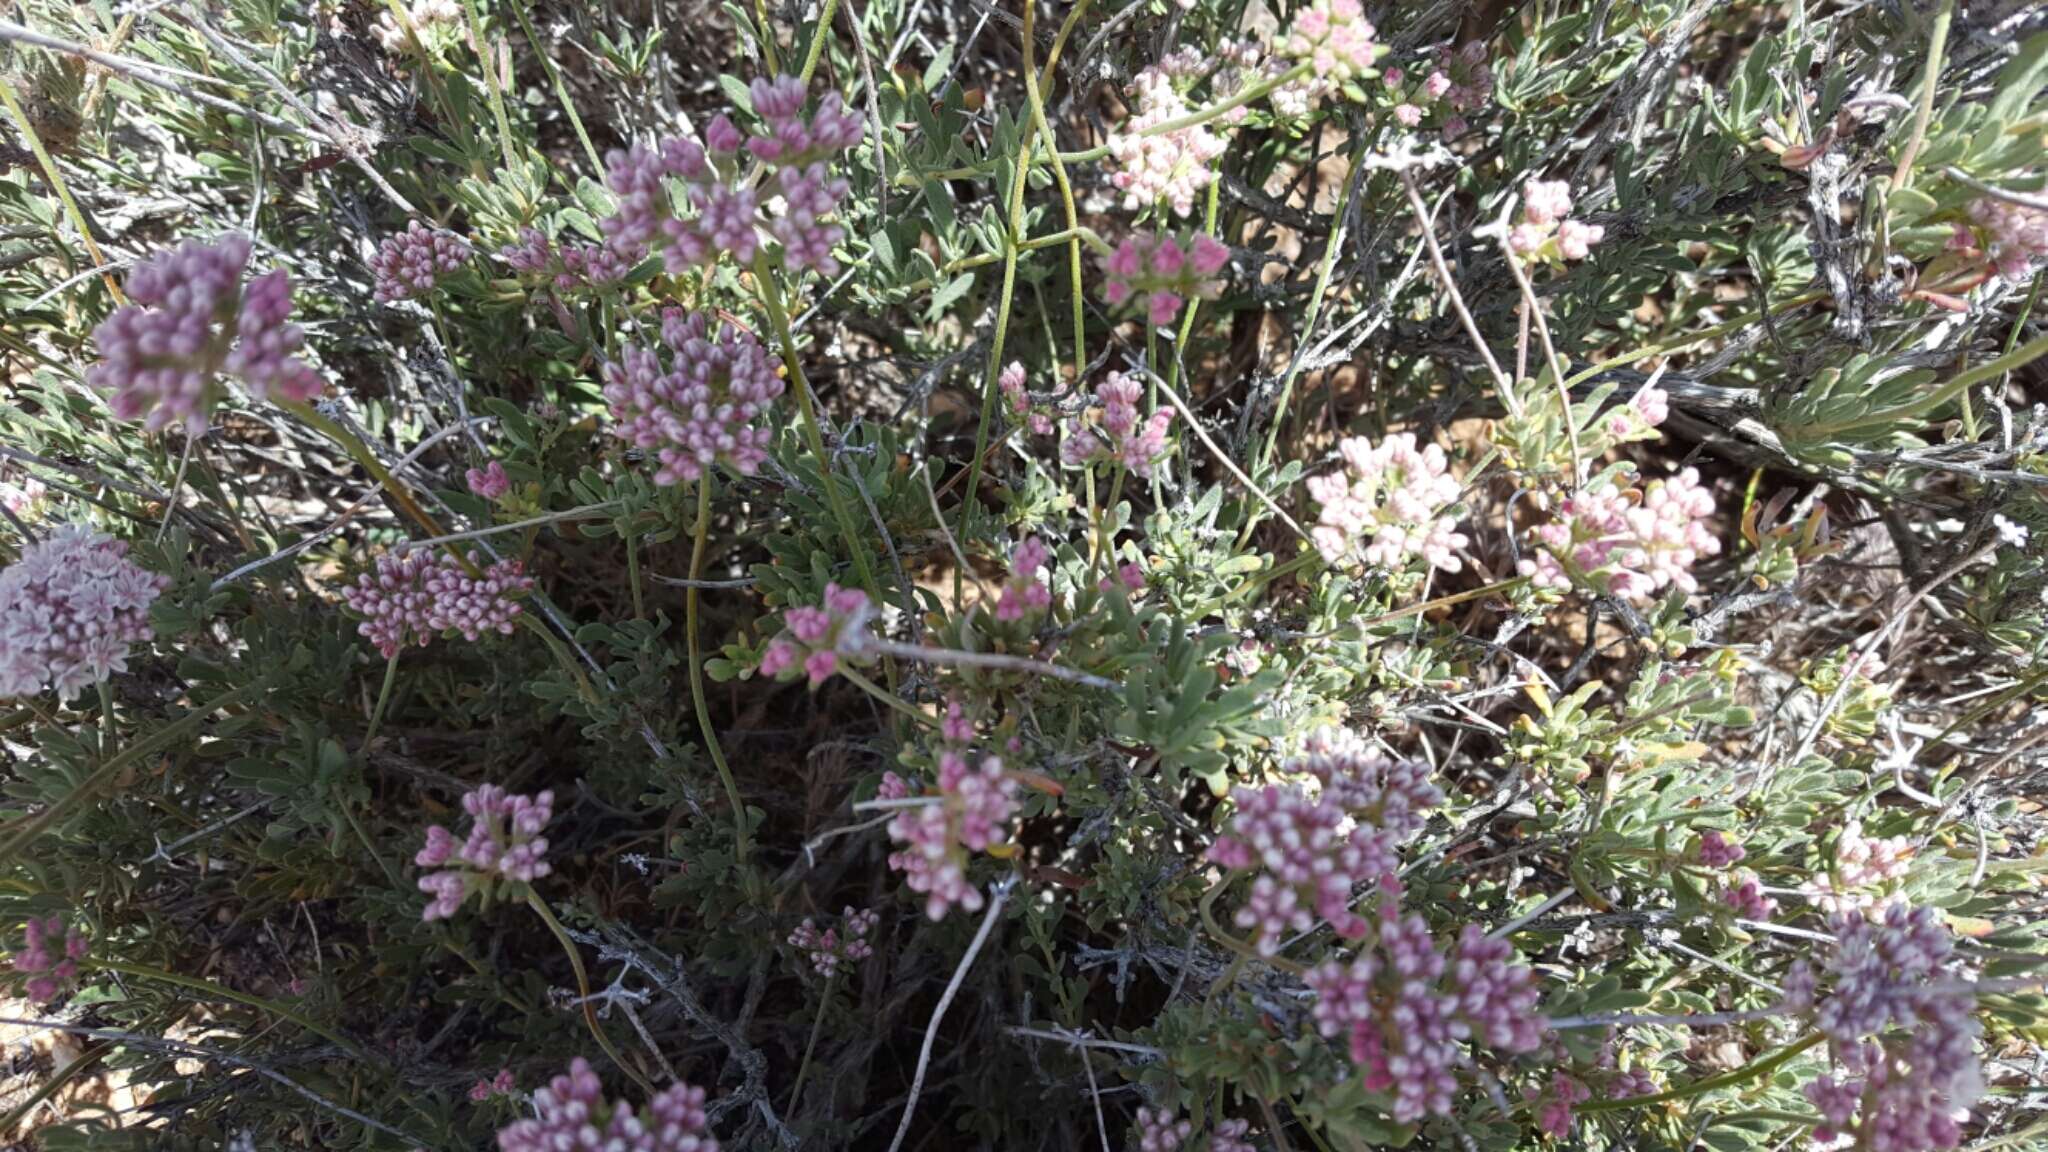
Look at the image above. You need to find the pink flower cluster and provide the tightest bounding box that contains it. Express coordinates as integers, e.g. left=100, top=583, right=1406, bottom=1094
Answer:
left=342, top=549, right=535, bottom=659
left=1383, top=42, right=1493, bottom=135
left=1106, top=65, right=1229, bottom=218
left=1304, top=902, right=1544, bottom=1123
left=469, top=1068, right=517, bottom=1102
left=602, top=309, right=785, bottom=485
left=1694, top=829, right=1776, bottom=918
left=1207, top=729, right=1441, bottom=954
left=884, top=718, right=1017, bottom=920
left=0, top=525, right=167, bottom=701
left=498, top=228, right=636, bottom=292
left=1508, top=180, right=1605, bottom=264
left=90, top=234, right=324, bottom=432
left=1695, top=829, right=1744, bottom=868
left=1279, top=0, right=1381, bottom=85
left=1060, top=373, right=1175, bottom=479
left=1801, top=820, right=1911, bottom=915
left=999, top=361, right=1054, bottom=435
left=371, top=220, right=471, bottom=302
left=496, top=1058, right=718, bottom=1152
left=1101, top=232, right=1230, bottom=327
left=1966, top=195, right=2048, bottom=281
left=1604, top=385, right=1669, bottom=442
left=994, top=536, right=1053, bottom=622
left=601, top=76, right=861, bottom=276
left=1518, top=467, right=1720, bottom=602
left=1307, top=432, right=1469, bottom=574
left=1210, top=1119, right=1254, bottom=1152
left=416, top=785, right=555, bottom=921
left=1530, top=1070, right=1591, bottom=1138
left=12, top=914, right=89, bottom=1003
left=1785, top=905, right=1982, bottom=1152
left=467, top=460, right=512, bottom=501
left=789, top=906, right=878, bottom=978
left=1136, top=1106, right=1192, bottom=1152
left=759, top=583, right=875, bottom=685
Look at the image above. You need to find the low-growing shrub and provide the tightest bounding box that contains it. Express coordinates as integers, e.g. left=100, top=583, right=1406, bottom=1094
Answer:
left=1, top=0, right=2045, bottom=1149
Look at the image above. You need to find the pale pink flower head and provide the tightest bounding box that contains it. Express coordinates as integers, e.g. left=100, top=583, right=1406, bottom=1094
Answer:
left=1510, top=179, right=1605, bottom=264
left=603, top=309, right=786, bottom=485
left=495, top=1058, right=720, bottom=1152
left=886, top=747, right=1017, bottom=921
left=416, top=785, right=555, bottom=921
left=1521, top=180, right=1574, bottom=226
left=466, top=460, right=512, bottom=501
left=998, top=361, right=1055, bottom=435
left=789, top=905, right=880, bottom=978
left=343, top=549, right=535, bottom=659
left=994, top=536, right=1054, bottom=621
left=1136, top=1107, right=1193, bottom=1152
left=14, top=913, right=90, bottom=1003
left=90, top=234, right=324, bottom=432
left=759, top=583, right=875, bottom=686
left=1060, top=372, right=1175, bottom=479
left=371, top=220, right=471, bottom=303
left=1279, top=0, right=1381, bottom=85
left=1105, top=65, right=1228, bottom=217
left=0, top=525, right=168, bottom=701
left=1967, top=196, right=2048, bottom=282
left=1306, top=432, right=1468, bottom=574
left=1518, top=468, right=1718, bottom=602
left=1100, top=232, right=1226, bottom=327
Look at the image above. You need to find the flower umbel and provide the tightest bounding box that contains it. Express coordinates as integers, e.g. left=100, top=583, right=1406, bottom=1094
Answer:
left=1307, top=432, right=1469, bottom=574
left=371, top=221, right=471, bottom=303
left=1100, top=232, right=1230, bottom=327
left=0, top=525, right=167, bottom=701
left=342, top=549, right=536, bottom=659
left=495, top=1057, right=719, bottom=1152
left=1060, top=373, right=1176, bottom=479
left=12, top=914, right=90, bottom=1003
left=89, top=234, right=324, bottom=432
left=603, top=309, right=786, bottom=484
left=758, top=584, right=876, bottom=685
left=416, top=785, right=555, bottom=921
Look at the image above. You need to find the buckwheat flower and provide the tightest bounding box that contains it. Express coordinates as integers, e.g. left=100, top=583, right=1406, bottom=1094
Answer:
left=994, top=536, right=1054, bottom=622
left=1279, top=0, right=1381, bottom=85
left=758, top=583, right=875, bottom=686
left=559, top=240, right=639, bottom=290
left=768, top=162, right=848, bottom=274
left=1606, top=385, right=1669, bottom=439
left=496, top=1058, right=719, bottom=1152
left=1609, top=1067, right=1657, bottom=1099
left=1994, top=514, right=2030, bottom=549
left=999, top=361, right=1054, bottom=435
left=1556, top=219, right=1606, bottom=261
left=1522, top=180, right=1574, bottom=226
left=1106, top=66, right=1228, bottom=217
left=1, top=473, right=47, bottom=522
left=1060, top=373, right=1176, bottom=479
left=1136, top=1107, right=1193, bottom=1152
left=373, top=0, right=463, bottom=53
left=1307, top=432, right=1469, bottom=574
left=1100, top=232, right=1229, bottom=327
left=1696, top=829, right=1745, bottom=868
left=469, top=1068, right=516, bottom=1102
left=499, top=227, right=555, bottom=276
left=1436, top=41, right=1494, bottom=112
left=1393, top=102, right=1423, bottom=126
left=1210, top=1119, right=1254, bottom=1152
left=342, top=550, right=534, bottom=659
left=886, top=749, right=1017, bottom=920
left=466, top=461, right=511, bottom=501
left=371, top=221, right=471, bottom=303
left=1509, top=179, right=1605, bottom=265
left=12, top=914, right=90, bottom=1003
left=1519, top=468, right=1719, bottom=602
left=90, top=234, right=324, bottom=432
left=1720, top=871, right=1778, bottom=920
left=789, top=905, right=879, bottom=978
left=1305, top=901, right=1542, bottom=1124
left=1967, top=195, right=2048, bottom=281
left=1208, top=732, right=1439, bottom=954
left=1784, top=905, right=1983, bottom=1152
left=1529, top=1072, right=1591, bottom=1138
left=415, top=785, right=554, bottom=921
left=1801, top=820, right=1911, bottom=915
left=0, top=525, right=167, bottom=701
left=603, top=309, right=785, bottom=485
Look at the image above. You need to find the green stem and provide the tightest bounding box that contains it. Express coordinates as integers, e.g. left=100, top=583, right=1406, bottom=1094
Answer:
left=1022, top=0, right=1094, bottom=384
left=1257, top=144, right=1364, bottom=474
left=363, top=652, right=401, bottom=748
left=1890, top=0, right=1955, bottom=194
left=1087, top=464, right=1126, bottom=587
left=525, top=889, right=655, bottom=1094
left=787, top=976, right=833, bottom=1114
left=463, top=0, right=518, bottom=170
left=338, top=792, right=402, bottom=890
left=838, top=666, right=935, bottom=728
left=686, top=478, right=750, bottom=867
left=797, top=0, right=842, bottom=86
left=625, top=531, right=646, bottom=620
left=89, top=957, right=367, bottom=1057
left=954, top=0, right=1043, bottom=554
left=277, top=399, right=449, bottom=541
left=508, top=2, right=602, bottom=174
left=521, top=613, right=600, bottom=706
left=750, top=254, right=880, bottom=597
left=0, top=672, right=279, bottom=866
left=94, top=680, right=116, bottom=758
left=0, top=75, right=124, bottom=304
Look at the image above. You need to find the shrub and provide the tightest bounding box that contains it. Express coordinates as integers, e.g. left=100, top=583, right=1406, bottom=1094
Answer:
left=1, top=0, right=2045, bottom=1150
